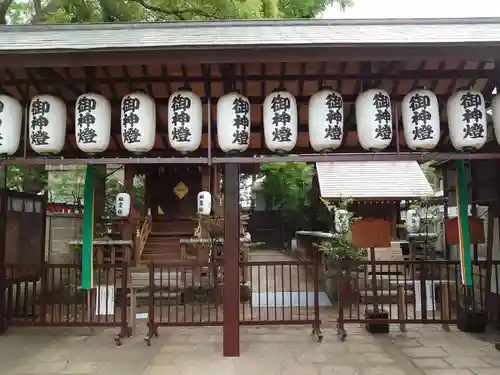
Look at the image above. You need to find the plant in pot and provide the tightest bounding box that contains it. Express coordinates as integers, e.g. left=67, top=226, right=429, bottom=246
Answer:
left=314, top=197, right=367, bottom=302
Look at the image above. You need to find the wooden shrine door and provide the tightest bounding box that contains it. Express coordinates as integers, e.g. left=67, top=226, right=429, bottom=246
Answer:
left=147, top=165, right=202, bottom=220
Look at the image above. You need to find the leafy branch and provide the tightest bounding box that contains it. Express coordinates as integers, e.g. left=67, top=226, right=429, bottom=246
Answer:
left=127, top=0, right=217, bottom=20
left=316, top=197, right=366, bottom=261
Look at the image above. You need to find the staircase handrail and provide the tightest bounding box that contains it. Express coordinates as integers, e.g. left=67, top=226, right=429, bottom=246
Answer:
left=134, top=213, right=152, bottom=266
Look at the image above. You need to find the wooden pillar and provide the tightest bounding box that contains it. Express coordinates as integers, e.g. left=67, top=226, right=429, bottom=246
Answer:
left=0, top=166, right=6, bottom=334
left=123, top=165, right=135, bottom=241
left=470, top=162, right=479, bottom=261
left=395, top=201, right=401, bottom=239
left=199, top=166, right=210, bottom=242
left=223, top=163, right=240, bottom=357
left=93, top=165, right=106, bottom=235
left=443, top=165, right=450, bottom=260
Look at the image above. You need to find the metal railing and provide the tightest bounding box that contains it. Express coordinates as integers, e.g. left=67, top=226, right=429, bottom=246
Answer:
left=2, top=263, right=130, bottom=344
left=335, top=259, right=500, bottom=339
left=144, top=257, right=323, bottom=344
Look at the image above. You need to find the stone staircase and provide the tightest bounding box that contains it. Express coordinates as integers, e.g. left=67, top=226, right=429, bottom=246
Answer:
left=358, top=243, right=416, bottom=305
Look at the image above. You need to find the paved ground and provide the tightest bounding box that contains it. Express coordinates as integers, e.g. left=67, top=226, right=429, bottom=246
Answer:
left=0, top=323, right=499, bottom=375
left=2, top=249, right=499, bottom=374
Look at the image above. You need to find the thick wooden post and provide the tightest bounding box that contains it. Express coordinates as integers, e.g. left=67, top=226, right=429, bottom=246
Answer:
left=0, top=167, right=7, bottom=334
left=223, top=163, right=240, bottom=357
left=123, top=165, right=135, bottom=241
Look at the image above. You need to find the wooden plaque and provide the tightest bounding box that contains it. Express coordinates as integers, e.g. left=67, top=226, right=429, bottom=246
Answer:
left=351, top=218, right=391, bottom=248
left=445, top=216, right=485, bottom=245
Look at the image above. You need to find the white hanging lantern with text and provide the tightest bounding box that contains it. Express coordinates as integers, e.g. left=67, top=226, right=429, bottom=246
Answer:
left=168, top=90, right=202, bottom=153
left=356, top=89, right=393, bottom=150
left=0, top=95, right=22, bottom=156
left=29, top=95, right=67, bottom=154
left=121, top=92, right=156, bottom=153
left=115, top=193, right=131, bottom=217
left=75, top=93, right=111, bottom=153
left=491, top=94, right=500, bottom=145
left=447, top=89, right=487, bottom=150
left=308, top=89, right=343, bottom=152
left=197, top=191, right=212, bottom=216
left=263, top=90, right=297, bottom=153
left=401, top=89, right=440, bottom=150
left=217, top=92, right=251, bottom=153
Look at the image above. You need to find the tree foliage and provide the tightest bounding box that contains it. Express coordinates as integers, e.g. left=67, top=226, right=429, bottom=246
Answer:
left=47, top=165, right=145, bottom=216
left=259, top=162, right=313, bottom=212
left=1, top=0, right=351, bottom=188
left=1, top=0, right=352, bottom=25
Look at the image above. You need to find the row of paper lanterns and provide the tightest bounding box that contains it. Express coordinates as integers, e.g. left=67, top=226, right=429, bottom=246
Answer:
left=1, top=87, right=499, bottom=156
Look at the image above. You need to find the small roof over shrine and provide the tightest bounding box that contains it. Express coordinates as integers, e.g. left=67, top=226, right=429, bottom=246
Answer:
left=316, top=161, right=434, bottom=200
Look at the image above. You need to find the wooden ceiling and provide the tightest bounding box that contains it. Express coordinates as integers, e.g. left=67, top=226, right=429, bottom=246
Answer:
left=0, top=59, right=497, bottom=158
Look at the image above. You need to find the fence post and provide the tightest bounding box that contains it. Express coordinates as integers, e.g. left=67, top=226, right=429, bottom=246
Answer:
left=440, top=282, right=451, bottom=331
left=397, top=285, right=406, bottom=332
left=312, top=260, right=321, bottom=339
left=120, top=263, right=129, bottom=338
left=147, top=262, right=156, bottom=338
left=420, top=260, right=428, bottom=322
left=40, top=263, right=48, bottom=324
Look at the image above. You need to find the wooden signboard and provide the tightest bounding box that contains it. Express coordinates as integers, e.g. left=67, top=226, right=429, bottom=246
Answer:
left=445, top=216, right=485, bottom=245
left=351, top=218, right=391, bottom=248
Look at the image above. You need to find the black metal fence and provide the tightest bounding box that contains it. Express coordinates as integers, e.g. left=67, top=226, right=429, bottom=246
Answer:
left=145, top=258, right=323, bottom=343
left=335, top=259, right=500, bottom=338
left=2, top=263, right=129, bottom=342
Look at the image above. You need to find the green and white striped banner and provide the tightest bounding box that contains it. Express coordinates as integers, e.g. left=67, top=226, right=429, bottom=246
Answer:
left=455, top=160, right=472, bottom=287
left=81, top=165, right=95, bottom=290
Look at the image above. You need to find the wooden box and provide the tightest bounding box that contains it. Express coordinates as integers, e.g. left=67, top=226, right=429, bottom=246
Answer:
left=445, top=216, right=485, bottom=245
left=351, top=218, right=391, bottom=248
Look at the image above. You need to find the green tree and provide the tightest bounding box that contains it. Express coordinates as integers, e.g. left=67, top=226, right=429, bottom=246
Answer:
left=46, top=165, right=145, bottom=216
left=259, top=162, right=313, bottom=212
left=257, top=162, right=313, bottom=243
left=1, top=0, right=351, bottom=25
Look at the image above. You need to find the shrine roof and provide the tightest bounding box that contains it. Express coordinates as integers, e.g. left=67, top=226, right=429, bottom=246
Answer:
left=316, top=161, right=434, bottom=199
left=1, top=17, right=500, bottom=53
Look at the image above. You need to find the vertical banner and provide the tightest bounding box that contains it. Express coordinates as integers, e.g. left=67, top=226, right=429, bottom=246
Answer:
left=82, top=165, right=95, bottom=290
left=455, top=160, right=472, bottom=287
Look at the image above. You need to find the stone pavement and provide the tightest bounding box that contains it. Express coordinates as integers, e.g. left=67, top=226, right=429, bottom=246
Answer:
left=0, top=323, right=499, bottom=375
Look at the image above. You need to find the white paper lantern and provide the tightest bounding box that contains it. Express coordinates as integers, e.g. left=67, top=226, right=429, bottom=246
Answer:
left=263, top=90, right=297, bottom=153
left=0, top=95, right=22, bottom=156
left=401, top=89, right=440, bottom=150
left=75, top=93, right=111, bottom=153
left=491, top=94, right=500, bottom=145
left=356, top=89, right=393, bottom=150
left=115, top=193, right=131, bottom=217
left=308, top=89, right=343, bottom=152
left=197, top=191, right=212, bottom=216
left=121, top=92, right=156, bottom=153
left=29, top=95, right=66, bottom=154
left=168, top=90, right=202, bottom=153
left=217, top=92, right=251, bottom=153
left=447, top=89, right=487, bottom=151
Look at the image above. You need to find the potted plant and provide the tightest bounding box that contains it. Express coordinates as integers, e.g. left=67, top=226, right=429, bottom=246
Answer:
left=314, top=197, right=367, bottom=302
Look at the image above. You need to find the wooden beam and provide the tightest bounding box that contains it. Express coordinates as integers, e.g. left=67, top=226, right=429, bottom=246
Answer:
left=1, top=45, right=500, bottom=68
left=2, top=69, right=496, bottom=86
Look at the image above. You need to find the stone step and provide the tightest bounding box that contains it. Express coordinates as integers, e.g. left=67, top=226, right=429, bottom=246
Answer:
left=149, top=231, right=193, bottom=237
left=146, top=236, right=186, bottom=244
left=142, top=244, right=182, bottom=253
left=141, top=254, right=183, bottom=263
left=359, top=289, right=415, bottom=304
left=356, top=275, right=414, bottom=291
